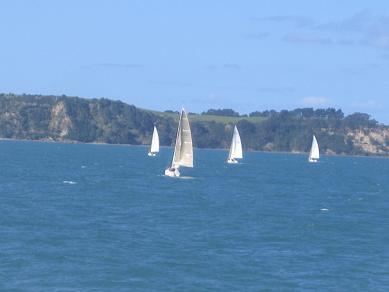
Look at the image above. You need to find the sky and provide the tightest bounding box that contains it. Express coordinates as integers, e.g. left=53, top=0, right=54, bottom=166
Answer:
left=1, top=0, right=389, bottom=122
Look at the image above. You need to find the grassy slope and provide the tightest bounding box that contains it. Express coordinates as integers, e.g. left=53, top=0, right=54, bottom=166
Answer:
left=146, top=109, right=266, bottom=124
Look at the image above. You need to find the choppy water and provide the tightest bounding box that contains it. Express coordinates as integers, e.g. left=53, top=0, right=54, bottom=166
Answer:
left=1, top=140, right=389, bottom=291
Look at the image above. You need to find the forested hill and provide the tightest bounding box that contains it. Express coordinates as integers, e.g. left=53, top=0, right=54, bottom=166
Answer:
left=0, top=93, right=388, bottom=156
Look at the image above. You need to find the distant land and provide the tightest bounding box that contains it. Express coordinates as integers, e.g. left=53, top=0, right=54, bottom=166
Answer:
left=0, top=93, right=388, bottom=156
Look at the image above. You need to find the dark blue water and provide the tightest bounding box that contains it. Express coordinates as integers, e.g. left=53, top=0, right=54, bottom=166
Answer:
left=1, top=140, right=389, bottom=291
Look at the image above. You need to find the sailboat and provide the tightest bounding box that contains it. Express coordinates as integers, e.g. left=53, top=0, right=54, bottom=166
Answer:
left=148, top=126, right=159, bottom=156
left=164, top=108, right=193, bottom=177
left=309, top=134, right=320, bottom=163
left=227, top=125, right=243, bottom=164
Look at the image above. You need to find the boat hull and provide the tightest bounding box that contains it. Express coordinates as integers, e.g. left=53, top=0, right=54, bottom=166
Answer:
left=227, top=158, right=238, bottom=164
left=148, top=152, right=157, bottom=157
left=309, top=158, right=319, bottom=163
left=164, top=168, right=180, bottom=177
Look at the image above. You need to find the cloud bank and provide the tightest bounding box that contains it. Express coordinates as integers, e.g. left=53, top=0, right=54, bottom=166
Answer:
left=256, top=10, right=389, bottom=49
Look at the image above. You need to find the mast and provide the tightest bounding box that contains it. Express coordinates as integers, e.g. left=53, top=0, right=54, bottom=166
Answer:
left=228, top=128, right=235, bottom=160
left=171, top=110, right=183, bottom=167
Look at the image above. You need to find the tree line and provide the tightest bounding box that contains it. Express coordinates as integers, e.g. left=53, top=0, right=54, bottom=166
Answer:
left=0, top=93, right=385, bottom=156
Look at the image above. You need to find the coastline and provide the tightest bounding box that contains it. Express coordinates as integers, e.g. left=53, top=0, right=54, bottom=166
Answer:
left=1, top=137, right=388, bottom=159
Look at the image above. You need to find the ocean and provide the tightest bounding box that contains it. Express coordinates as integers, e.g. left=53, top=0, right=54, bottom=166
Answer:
left=1, top=140, right=389, bottom=291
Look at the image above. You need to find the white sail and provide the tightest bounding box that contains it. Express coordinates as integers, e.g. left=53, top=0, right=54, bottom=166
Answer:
left=228, top=126, right=243, bottom=160
left=150, top=126, right=159, bottom=153
left=171, top=109, right=193, bottom=168
left=309, top=135, right=320, bottom=161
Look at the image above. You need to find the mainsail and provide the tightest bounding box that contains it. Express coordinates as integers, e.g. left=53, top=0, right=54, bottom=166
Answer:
left=150, top=126, right=159, bottom=153
left=228, top=126, right=243, bottom=160
left=309, top=135, right=320, bottom=161
left=171, top=109, right=193, bottom=168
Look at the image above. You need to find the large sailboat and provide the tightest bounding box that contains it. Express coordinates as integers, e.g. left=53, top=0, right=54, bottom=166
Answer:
left=309, top=134, right=320, bottom=163
left=164, top=108, right=193, bottom=177
left=227, top=125, right=243, bottom=164
left=148, top=126, right=159, bottom=156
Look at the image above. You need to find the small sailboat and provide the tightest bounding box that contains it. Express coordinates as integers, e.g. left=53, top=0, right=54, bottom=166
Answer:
left=309, top=134, right=320, bottom=163
left=164, top=108, right=193, bottom=177
left=148, top=126, right=159, bottom=156
left=227, top=125, right=243, bottom=164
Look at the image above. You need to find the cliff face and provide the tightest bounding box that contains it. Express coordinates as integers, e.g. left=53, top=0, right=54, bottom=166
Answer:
left=0, top=94, right=177, bottom=145
left=347, top=128, right=389, bottom=156
left=0, top=93, right=388, bottom=157
left=49, top=101, right=72, bottom=138
left=0, top=94, right=55, bottom=139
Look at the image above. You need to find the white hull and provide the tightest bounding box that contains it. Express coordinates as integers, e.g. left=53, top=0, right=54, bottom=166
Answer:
left=227, top=158, right=238, bottom=164
left=164, top=167, right=180, bottom=177
left=148, top=152, right=157, bottom=157
left=309, top=158, right=319, bottom=163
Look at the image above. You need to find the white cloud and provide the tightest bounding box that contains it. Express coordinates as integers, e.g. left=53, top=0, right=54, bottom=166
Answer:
left=258, top=10, right=389, bottom=49
left=95, top=63, right=144, bottom=69
left=253, top=15, right=315, bottom=28
left=350, top=99, right=378, bottom=109
left=284, top=34, right=334, bottom=45
left=301, top=96, right=331, bottom=107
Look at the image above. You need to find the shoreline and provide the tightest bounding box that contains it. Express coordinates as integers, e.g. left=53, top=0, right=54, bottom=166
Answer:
left=1, top=137, right=388, bottom=159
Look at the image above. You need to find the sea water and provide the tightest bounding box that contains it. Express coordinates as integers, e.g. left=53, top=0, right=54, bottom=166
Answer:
left=1, top=140, right=389, bottom=291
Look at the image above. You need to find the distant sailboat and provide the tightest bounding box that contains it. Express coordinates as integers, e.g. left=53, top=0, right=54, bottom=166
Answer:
left=148, top=126, right=159, bottom=156
left=227, top=125, right=243, bottom=164
left=309, top=135, right=320, bottom=163
left=164, top=108, right=193, bottom=177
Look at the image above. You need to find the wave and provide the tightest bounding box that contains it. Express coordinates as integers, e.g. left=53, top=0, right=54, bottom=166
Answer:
left=63, top=180, right=77, bottom=185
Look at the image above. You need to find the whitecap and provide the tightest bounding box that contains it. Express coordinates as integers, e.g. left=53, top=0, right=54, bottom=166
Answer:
left=162, top=175, right=195, bottom=180
left=63, top=180, right=77, bottom=185
left=320, top=208, right=329, bottom=212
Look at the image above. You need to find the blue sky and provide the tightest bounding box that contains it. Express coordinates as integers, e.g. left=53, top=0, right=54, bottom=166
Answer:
left=1, top=0, right=389, bottom=122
